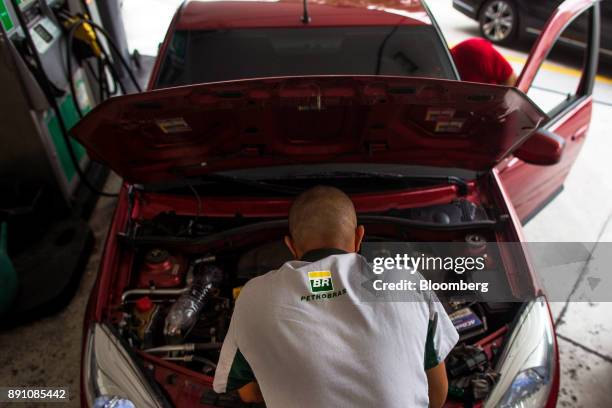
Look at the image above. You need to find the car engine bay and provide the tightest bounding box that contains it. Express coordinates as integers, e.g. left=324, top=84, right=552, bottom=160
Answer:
left=110, top=199, right=523, bottom=407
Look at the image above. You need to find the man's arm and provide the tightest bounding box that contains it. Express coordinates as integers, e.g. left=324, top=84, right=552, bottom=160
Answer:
left=238, top=381, right=264, bottom=403
left=213, top=292, right=259, bottom=401
left=426, top=362, right=448, bottom=408
left=423, top=292, right=459, bottom=408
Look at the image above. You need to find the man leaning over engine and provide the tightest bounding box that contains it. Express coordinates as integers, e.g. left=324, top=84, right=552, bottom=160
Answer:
left=213, top=186, right=458, bottom=408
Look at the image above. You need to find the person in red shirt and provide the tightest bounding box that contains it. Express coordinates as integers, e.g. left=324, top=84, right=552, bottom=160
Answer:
left=450, top=38, right=517, bottom=86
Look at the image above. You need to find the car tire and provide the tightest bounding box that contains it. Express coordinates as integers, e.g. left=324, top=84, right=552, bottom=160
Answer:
left=478, top=0, right=519, bottom=45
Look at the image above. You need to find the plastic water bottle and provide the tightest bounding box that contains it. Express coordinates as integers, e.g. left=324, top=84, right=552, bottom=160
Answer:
left=164, top=266, right=222, bottom=339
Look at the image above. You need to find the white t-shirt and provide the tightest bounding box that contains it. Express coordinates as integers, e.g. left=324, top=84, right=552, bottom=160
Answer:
left=213, top=250, right=459, bottom=407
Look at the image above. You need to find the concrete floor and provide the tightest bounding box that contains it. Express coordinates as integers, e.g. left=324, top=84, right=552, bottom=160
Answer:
left=0, top=175, right=121, bottom=407
left=1, top=1, right=611, bottom=407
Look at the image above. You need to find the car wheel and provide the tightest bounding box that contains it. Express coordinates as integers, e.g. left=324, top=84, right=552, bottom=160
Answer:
left=478, top=0, right=519, bottom=45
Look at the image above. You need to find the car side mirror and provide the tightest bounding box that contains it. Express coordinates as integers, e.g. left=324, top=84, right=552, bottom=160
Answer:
left=514, top=129, right=565, bottom=166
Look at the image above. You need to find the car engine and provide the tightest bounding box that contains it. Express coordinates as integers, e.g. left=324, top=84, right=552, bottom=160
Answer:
left=113, top=200, right=520, bottom=406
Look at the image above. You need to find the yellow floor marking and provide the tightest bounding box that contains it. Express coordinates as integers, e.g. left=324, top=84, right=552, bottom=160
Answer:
left=447, top=42, right=612, bottom=85
left=504, top=54, right=612, bottom=85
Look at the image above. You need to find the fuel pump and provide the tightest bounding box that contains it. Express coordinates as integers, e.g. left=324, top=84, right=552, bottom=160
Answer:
left=1, top=0, right=99, bottom=206
left=0, top=0, right=140, bottom=325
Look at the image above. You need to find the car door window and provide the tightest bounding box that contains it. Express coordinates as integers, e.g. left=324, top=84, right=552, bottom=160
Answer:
left=501, top=1, right=598, bottom=221
left=526, top=11, right=590, bottom=115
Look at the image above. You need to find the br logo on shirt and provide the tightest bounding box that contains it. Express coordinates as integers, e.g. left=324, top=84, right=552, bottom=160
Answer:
left=308, top=271, right=334, bottom=293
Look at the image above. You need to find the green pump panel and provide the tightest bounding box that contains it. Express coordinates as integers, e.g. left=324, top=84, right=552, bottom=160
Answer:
left=0, top=1, right=15, bottom=31
left=0, top=0, right=97, bottom=204
left=45, top=72, right=93, bottom=184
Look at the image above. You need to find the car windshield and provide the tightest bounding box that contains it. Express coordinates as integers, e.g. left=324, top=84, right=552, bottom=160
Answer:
left=156, top=26, right=456, bottom=87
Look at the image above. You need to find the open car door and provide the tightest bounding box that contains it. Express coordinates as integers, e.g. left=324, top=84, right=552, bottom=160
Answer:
left=497, top=0, right=600, bottom=222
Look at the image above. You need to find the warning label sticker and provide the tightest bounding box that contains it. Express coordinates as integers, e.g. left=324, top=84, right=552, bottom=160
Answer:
left=435, top=120, right=465, bottom=133
left=156, top=117, right=192, bottom=134
left=426, top=108, right=455, bottom=121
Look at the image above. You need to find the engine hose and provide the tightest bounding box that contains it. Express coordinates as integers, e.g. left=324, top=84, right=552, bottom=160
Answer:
left=10, top=0, right=118, bottom=197
left=158, top=355, right=218, bottom=370
left=144, top=342, right=223, bottom=354
left=193, top=356, right=218, bottom=373
left=121, top=287, right=190, bottom=303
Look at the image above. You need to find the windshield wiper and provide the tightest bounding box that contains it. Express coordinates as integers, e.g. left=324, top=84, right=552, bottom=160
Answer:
left=144, top=173, right=305, bottom=195
left=200, top=173, right=305, bottom=194
left=282, top=171, right=469, bottom=196
left=144, top=172, right=469, bottom=196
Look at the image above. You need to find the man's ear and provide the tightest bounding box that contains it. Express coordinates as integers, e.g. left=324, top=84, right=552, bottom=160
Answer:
left=354, top=225, right=365, bottom=252
left=284, top=235, right=299, bottom=259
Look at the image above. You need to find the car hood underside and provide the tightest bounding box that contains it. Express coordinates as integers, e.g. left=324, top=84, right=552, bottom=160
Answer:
left=71, top=76, right=547, bottom=184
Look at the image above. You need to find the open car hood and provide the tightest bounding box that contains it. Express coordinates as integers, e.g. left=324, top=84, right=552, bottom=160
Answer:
left=71, top=76, right=546, bottom=183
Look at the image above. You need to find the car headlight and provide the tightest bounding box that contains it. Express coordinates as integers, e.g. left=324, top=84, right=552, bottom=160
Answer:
left=485, top=297, right=556, bottom=408
left=83, top=323, right=166, bottom=408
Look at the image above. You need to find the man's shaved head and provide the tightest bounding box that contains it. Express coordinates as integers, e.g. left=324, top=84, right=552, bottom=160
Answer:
left=286, top=186, right=364, bottom=257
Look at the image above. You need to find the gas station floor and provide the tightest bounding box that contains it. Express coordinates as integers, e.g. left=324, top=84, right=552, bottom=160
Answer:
left=0, top=174, right=121, bottom=407
left=0, top=1, right=611, bottom=407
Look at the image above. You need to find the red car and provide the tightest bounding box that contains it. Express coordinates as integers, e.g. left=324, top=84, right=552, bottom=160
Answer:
left=74, top=0, right=600, bottom=407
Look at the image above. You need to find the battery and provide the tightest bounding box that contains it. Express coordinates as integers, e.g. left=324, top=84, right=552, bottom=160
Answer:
left=449, top=306, right=485, bottom=340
